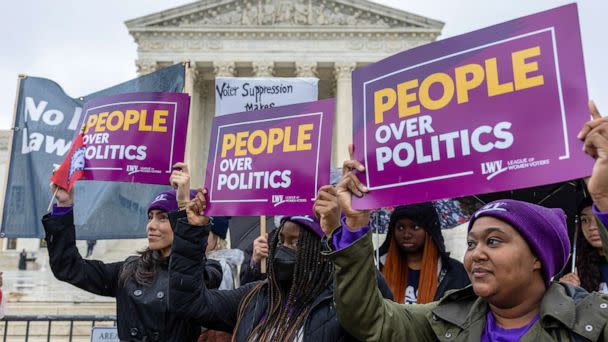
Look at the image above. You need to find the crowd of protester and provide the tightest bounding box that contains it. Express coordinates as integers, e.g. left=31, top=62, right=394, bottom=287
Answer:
left=36, top=103, right=608, bottom=341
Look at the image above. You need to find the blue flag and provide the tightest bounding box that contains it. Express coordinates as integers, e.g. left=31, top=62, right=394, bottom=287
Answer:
left=1, top=63, right=185, bottom=239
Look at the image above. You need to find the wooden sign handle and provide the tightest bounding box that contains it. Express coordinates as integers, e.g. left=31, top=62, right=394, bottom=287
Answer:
left=260, top=215, right=267, bottom=274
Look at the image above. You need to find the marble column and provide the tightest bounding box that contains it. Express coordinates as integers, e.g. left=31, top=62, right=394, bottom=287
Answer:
left=214, top=61, right=235, bottom=77
left=135, top=59, right=157, bottom=76
left=182, top=62, right=205, bottom=187
left=296, top=61, right=318, bottom=78
left=196, top=79, right=215, bottom=186
left=252, top=61, right=274, bottom=76
left=333, top=62, right=356, bottom=167
left=191, top=62, right=236, bottom=184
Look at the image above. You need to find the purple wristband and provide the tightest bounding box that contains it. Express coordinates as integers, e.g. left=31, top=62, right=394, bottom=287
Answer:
left=332, top=216, right=370, bottom=250
left=592, top=203, right=608, bottom=228
left=51, top=204, right=73, bottom=217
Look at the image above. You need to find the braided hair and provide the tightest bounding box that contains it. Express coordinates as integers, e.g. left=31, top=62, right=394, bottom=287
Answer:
left=233, top=221, right=333, bottom=341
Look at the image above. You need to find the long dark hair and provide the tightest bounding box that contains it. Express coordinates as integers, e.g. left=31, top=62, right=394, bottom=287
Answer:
left=118, top=248, right=169, bottom=287
left=233, top=222, right=333, bottom=341
left=575, top=198, right=603, bottom=292
left=576, top=227, right=603, bottom=292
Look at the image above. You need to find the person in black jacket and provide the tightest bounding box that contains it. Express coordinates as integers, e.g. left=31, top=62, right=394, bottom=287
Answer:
left=377, top=203, right=470, bottom=304
left=42, top=164, right=222, bottom=342
left=169, top=185, right=393, bottom=342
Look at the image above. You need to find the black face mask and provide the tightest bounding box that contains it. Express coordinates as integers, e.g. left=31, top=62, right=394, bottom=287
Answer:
left=273, top=246, right=297, bottom=287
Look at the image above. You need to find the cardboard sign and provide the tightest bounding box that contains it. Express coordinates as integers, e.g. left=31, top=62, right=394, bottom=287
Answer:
left=352, top=4, right=592, bottom=209
left=204, top=99, right=334, bottom=216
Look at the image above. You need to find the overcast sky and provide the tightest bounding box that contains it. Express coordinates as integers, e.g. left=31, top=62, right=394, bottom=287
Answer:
left=0, top=0, right=606, bottom=129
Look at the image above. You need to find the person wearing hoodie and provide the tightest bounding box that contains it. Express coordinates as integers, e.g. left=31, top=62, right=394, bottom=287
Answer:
left=378, top=203, right=469, bottom=304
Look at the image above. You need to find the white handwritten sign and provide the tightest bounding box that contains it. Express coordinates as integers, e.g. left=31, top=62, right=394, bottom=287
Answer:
left=215, top=77, right=318, bottom=116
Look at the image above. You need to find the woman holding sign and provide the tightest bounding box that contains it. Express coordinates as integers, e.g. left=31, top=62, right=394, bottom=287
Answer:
left=320, top=105, right=608, bottom=341
left=42, top=164, right=222, bottom=342
left=168, top=187, right=393, bottom=341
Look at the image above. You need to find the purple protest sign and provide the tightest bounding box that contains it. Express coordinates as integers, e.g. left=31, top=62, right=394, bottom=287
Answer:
left=204, top=99, right=334, bottom=216
left=80, top=92, right=190, bottom=184
left=352, top=4, right=593, bottom=209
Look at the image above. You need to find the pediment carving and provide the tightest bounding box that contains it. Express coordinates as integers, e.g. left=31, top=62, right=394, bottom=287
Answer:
left=143, top=0, right=429, bottom=29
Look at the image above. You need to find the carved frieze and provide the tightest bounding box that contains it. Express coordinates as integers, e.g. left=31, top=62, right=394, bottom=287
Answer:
left=152, top=0, right=411, bottom=28
left=135, top=32, right=434, bottom=55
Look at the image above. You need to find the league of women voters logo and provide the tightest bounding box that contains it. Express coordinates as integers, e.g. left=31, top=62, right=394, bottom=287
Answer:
left=126, top=164, right=161, bottom=176
left=480, top=157, right=551, bottom=181
left=272, top=194, right=306, bottom=207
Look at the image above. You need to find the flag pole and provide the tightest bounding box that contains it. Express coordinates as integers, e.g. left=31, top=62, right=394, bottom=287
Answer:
left=0, top=74, right=26, bottom=237
left=47, top=187, right=59, bottom=212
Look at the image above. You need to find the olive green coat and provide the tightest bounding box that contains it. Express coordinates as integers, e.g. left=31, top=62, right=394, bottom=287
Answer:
left=326, top=231, right=608, bottom=341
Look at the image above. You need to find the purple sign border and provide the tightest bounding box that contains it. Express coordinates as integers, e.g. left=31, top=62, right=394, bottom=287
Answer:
left=81, top=92, right=190, bottom=185
left=351, top=4, right=592, bottom=209
left=204, top=98, right=335, bottom=216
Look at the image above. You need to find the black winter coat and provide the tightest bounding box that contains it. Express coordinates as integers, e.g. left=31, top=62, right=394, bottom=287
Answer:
left=168, top=218, right=394, bottom=342
left=434, top=257, right=470, bottom=301
left=41, top=211, right=223, bottom=342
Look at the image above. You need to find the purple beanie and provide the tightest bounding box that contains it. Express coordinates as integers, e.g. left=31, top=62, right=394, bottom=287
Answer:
left=282, top=215, right=324, bottom=239
left=148, top=189, right=198, bottom=213
left=468, top=199, right=570, bottom=288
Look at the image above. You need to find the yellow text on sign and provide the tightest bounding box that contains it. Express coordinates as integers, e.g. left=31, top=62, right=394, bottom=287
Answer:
left=374, top=46, right=545, bottom=124
left=84, top=109, right=169, bottom=134
left=220, top=124, right=314, bottom=158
